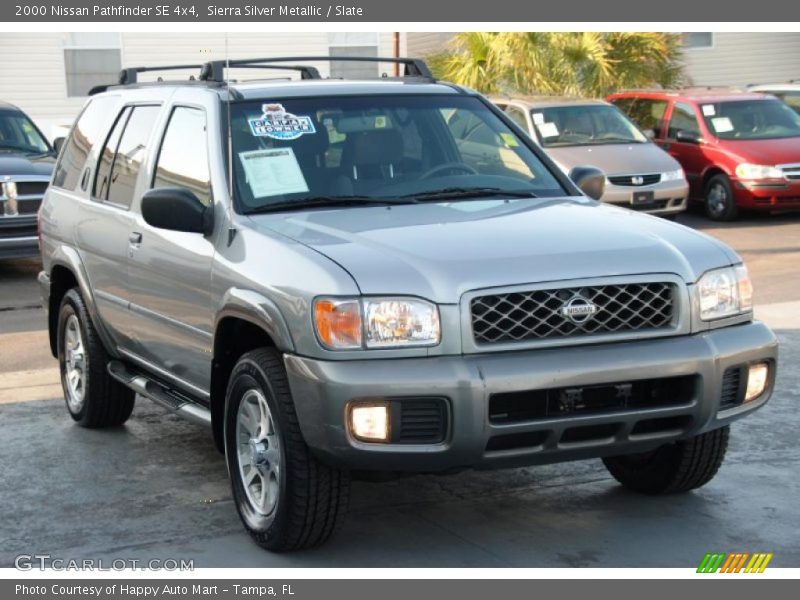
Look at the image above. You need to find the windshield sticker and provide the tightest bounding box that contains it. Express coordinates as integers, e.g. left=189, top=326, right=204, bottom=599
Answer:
left=702, top=104, right=716, bottom=117
left=532, top=112, right=545, bottom=125
left=248, top=103, right=316, bottom=140
left=537, top=122, right=559, bottom=138
left=374, top=116, right=388, bottom=128
left=239, top=148, right=309, bottom=198
left=500, top=132, right=519, bottom=147
left=711, top=116, right=734, bottom=133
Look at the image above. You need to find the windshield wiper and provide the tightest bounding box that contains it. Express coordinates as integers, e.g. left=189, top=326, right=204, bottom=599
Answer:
left=400, top=187, right=539, bottom=202
left=243, top=195, right=416, bottom=215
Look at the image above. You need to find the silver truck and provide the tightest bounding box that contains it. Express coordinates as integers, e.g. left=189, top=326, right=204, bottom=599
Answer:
left=38, top=57, right=778, bottom=552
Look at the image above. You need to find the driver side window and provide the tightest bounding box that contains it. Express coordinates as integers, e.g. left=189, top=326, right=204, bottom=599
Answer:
left=668, top=102, right=701, bottom=139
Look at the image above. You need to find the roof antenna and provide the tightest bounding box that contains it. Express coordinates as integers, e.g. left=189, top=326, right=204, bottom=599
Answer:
left=225, top=33, right=236, bottom=246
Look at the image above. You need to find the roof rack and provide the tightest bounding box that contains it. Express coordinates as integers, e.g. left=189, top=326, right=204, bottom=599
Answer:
left=199, top=56, right=433, bottom=82
left=118, top=64, right=205, bottom=85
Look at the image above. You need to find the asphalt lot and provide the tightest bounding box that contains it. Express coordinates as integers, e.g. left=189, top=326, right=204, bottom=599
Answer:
left=1, top=210, right=799, bottom=568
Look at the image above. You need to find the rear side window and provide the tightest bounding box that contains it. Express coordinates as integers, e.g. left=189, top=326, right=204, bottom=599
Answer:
left=94, top=105, right=160, bottom=209
left=152, top=107, right=212, bottom=206
left=52, top=95, right=118, bottom=190
left=667, top=102, right=701, bottom=139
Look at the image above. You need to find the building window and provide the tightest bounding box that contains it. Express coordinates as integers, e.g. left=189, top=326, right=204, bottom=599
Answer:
left=328, top=33, right=379, bottom=79
left=64, top=33, right=122, bottom=97
left=683, top=33, right=713, bottom=49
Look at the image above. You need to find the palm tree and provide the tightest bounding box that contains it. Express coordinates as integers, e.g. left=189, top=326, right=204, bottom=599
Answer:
left=428, top=32, right=685, bottom=97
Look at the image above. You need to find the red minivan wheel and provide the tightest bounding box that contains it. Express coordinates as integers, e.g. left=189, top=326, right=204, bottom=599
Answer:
left=704, top=174, right=739, bottom=221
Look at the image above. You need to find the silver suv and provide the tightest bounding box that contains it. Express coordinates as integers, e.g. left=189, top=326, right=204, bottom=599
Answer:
left=38, top=57, right=778, bottom=552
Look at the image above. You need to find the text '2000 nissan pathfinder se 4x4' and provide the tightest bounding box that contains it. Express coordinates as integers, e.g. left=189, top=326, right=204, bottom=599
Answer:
left=38, top=58, right=778, bottom=552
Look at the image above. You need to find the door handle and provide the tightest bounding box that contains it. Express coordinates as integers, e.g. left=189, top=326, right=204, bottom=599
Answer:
left=129, top=232, right=142, bottom=244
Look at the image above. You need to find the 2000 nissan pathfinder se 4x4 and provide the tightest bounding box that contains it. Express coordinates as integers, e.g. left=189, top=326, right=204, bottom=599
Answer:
left=38, top=57, right=778, bottom=552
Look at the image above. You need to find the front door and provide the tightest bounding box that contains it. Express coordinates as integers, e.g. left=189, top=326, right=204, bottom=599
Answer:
left=663, top=102, right=707, bottom=198
left=125, top=105, right=216, bottom=397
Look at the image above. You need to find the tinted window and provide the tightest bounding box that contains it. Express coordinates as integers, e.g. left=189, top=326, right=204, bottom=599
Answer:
left=614, top=98, right=668, bottom=138
left=152, top=107, right=212, bottom=207
left=93, top=106, right=131, bottom=201
left=530, top=105, right=647, bottom=147
left=53, top=95, right=118, bottom=190
left=699, top=99, right=800, bottom=140
left=230, top=95, right=565, bottom=213
left=504, top=106, right=529, bottom=132
left=105, top=106, right=161, bottom=208
left=775, top=92, right=800, bottom=114
left=668, top=102, right=701, bottom=139
left=0, top=110, right=50, bottom=154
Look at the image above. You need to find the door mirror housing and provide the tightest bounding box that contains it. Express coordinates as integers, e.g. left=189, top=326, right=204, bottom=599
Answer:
left=675, top=130, right=703, bottom=144
left=53, top=137, right=66, bottom=155
left=141, top=188, right=213, bottom=235
left=568, top=166, right=606, bottom=201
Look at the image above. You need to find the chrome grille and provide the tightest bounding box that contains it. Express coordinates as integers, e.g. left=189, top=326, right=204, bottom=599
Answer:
left=471, top=282, right=675, bottom=344
left=779, top=163, right=800, bottom=180
left=607, top=173, right=661, bottom=186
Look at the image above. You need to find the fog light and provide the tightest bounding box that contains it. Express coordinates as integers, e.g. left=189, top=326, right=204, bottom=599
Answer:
left=349, top=402, right=390, bottom=443
left=745, top=362, right=769, bottom=403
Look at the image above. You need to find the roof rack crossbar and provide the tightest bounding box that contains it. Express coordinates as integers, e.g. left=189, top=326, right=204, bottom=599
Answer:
left=199, top=56, right=433, bottom=82
left=118, top=64, right=204, bottom=85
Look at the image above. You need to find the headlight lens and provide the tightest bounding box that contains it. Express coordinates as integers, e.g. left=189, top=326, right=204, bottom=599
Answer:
left=735, top=163, right=785, bottom=180
left=661, top=168, right=686, bottom=182
left=697, top=265, right=753, bottom=321
left=314, top=297, right=440, bottom=350
left=363, top=298, right=440, bottom=348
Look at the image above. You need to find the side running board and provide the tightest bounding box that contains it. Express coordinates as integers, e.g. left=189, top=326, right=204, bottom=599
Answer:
left=107, top=360, right=211, bottom=427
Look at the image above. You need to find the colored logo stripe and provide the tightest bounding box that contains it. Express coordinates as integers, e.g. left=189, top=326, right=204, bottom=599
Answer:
left=697, top=552, right=773, bottom=573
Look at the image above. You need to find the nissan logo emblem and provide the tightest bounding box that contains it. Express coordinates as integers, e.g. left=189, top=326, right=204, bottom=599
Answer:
left=561, top=295, right=598, bottom=324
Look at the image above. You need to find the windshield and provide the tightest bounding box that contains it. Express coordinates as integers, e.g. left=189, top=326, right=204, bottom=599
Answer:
left=230, top=95, right=565, bottom=213
left=700, top=99, right=800, bottom=140
left=530, top=104, right=648, bottom=147
left=0, top=109, right=51, bottom=155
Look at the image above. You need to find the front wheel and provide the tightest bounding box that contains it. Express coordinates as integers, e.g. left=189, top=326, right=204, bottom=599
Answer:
left=602, top=426, right=729, bottom=494
left=704, top=174, right=738, bottom=221
left=224, top=348, right=350, bottom=552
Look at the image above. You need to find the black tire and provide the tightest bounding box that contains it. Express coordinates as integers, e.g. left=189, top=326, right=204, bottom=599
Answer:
left=704, top=174, right=739, bottom=221
left=57, top=288, right=135, bottom=428
left=224, top=348, right=350, bottom=552
left=602, top=426, right=730, bottom=495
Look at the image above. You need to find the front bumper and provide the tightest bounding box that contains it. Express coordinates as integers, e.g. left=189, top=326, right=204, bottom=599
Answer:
left=0, top=215, right=38, bottom=259
left=733, top=179, right=800, bottom=210
left=601, top=180, right=689, bottom=216
left=285, top=321, right=777, bottom=472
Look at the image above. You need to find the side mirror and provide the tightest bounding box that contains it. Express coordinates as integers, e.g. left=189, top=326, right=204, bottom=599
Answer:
left=568, top=166, right=606, bottom=201
left=141, top=188, right=213, bottom=235
left=676, top=130, right=703, bottom=144
left=53, top=137, right=66, bottom=154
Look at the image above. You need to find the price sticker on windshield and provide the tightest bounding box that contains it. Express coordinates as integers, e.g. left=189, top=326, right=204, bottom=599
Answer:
left=711, top=117, right=734, bottom=133
left=702, top=104, right=716, bottom=117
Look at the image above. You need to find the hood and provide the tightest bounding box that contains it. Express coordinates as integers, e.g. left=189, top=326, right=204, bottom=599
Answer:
left=716, top=136, right=800, bottom=166
left=249, top=198, right=737, bottom=303
left=0, top=153, right=56, bottom=178
left=544, top=143, right=680, bottom=176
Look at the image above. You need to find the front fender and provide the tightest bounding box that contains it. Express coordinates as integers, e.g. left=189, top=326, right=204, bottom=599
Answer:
left=214, top=287, right=296, bottom=353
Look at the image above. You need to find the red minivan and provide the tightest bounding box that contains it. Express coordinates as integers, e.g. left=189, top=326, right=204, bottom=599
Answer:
left=608, top=90, right=800, bottom=220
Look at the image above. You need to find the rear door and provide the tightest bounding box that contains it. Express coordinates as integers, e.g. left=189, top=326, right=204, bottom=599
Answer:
left=663, top=101, right=706, bottom=198
left=125, top=101, right=217, bottom=396
left=75, top=102, right=161, bottom=348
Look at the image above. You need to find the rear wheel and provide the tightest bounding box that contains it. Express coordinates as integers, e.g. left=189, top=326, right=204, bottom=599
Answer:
left=602, top=426, right=729, bottom=494
left=704, top=174, right=738, bottom=221
left=57, top=288, right=135, bottom=427
left=224, top=348, right=350, bottom=551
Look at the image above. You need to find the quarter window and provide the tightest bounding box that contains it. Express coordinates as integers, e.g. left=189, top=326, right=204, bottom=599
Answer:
left=504, top=106, right=529, bottom=133
left=152, top=107, right=212, bottom=207
left=668, top=102, right=701, bottom=139
left=52, top=95, right=118, bottom=191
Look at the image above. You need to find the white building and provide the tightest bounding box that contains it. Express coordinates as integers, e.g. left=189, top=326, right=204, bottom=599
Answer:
left=0, top=32, right=406, bottom=139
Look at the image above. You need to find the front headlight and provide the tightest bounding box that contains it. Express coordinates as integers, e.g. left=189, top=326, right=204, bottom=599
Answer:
left=735, top=163, right=785, bottom=180
left=697, top=265, right=753, bottom=321
left=314, top=297, right=440, bottom=350
left=661, top=168, right=686, bottom=182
